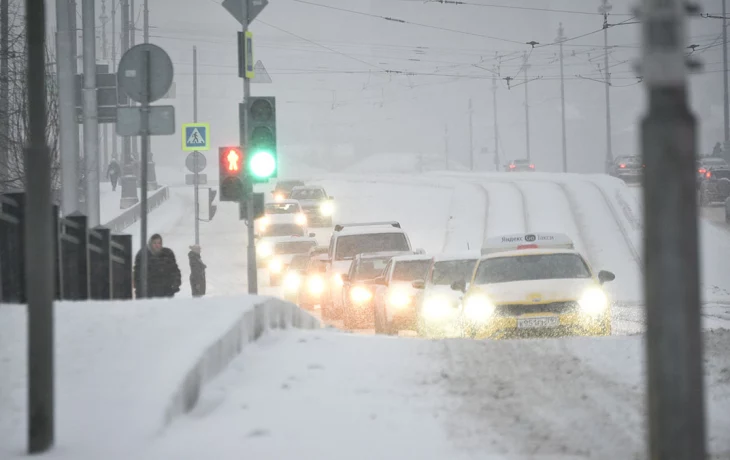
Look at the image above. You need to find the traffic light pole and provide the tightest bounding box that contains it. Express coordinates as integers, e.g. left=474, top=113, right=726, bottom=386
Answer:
left=193, top=46, right=200, bottom=246
left=240, top=0, right=257, bottom=294
left=641, top=1, right=705, bottom=458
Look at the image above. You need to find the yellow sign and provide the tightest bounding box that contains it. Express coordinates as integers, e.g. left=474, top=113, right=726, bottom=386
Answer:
left=245, top=31, right=255, bottom=79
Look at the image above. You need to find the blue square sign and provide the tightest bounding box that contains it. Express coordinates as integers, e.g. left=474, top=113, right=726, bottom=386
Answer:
left=182, top=123, right=210, bottom=151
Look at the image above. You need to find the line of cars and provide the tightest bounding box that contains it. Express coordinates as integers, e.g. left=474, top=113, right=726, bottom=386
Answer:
left=276, top=219, right=617, bottom=340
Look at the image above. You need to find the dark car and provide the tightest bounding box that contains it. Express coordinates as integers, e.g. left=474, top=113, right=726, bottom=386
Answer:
left=609, top=155, right=644, bottom=183
left=505, top=159, right=535, bottom=172
left=696, top=157, right=729, bottom=188
left=698, top=166, right=730, bottom=206
left=272, top=180, right=306, bottom=201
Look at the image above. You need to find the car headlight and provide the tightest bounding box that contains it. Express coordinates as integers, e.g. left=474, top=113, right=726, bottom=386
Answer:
left=332, top=273, right=344, bottom=287
left=320, top=201, right=334, bottom=216
left=295, top=213, right=307, bottom=226
left=268, top=258, right=283, bottom=274
left=307, top=275, right=325, bottom=295
left=350, top=285, right=373, bottom=304
left=463, top=294, right=495, bottom=323
left=578, top=287, right=608, bottom=315
left=283, top=272, right=301, bottom=292
left=388, top=289, right=411, bottom=309
left=274, top=193, right=284, bottom=202
left=257, top=242, right=273, bottom=258
left=422, top=296, right=453, bottom=320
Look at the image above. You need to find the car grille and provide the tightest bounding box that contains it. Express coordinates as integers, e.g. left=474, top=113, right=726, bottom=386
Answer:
left=495, top=301, right=579, bottom=316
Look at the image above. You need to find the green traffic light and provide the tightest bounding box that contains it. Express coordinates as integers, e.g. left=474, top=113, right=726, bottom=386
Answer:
left=249, top=150, right=276, bottom=178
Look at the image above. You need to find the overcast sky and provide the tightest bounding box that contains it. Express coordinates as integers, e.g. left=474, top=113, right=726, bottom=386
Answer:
left=48, top=0, right=728, bottom=173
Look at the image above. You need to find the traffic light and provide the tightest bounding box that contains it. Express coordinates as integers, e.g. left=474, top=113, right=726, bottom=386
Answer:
left=238, top=192, right=265, bottom=221
left=218, top=146, right=244, bottom=201
left=208, top=188, right=217, bottom=220
left=244, top=97, right=277, bottom=182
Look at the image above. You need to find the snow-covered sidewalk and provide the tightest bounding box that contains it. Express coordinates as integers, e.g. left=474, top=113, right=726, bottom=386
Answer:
left=99, top=181, right=158, bottom=226
left=0, top=296, right=320, bottom=460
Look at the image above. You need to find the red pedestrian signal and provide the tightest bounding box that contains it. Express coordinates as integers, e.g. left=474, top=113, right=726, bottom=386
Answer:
left=219, top=146, right=244, bottom=201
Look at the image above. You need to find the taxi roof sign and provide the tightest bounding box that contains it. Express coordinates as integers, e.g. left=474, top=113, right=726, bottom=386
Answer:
left=481, top=233, right=575, bottom=255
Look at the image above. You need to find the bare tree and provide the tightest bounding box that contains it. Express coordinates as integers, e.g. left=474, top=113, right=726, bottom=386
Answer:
left=0, top=1, right=60, bottom=192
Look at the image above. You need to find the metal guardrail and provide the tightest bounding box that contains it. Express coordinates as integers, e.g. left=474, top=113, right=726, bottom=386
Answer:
left=103, top=186, right=170, bottom=233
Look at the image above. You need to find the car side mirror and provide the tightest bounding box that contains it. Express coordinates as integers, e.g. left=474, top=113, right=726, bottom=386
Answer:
left=374, top=276, right=387, bottom=286
left=598, top=270, right=616, bottom=284
left=450, top=280, right=466, bottom=293
left=329, top=196, right=334, bottom=200
left=340, top=274, right=349, bottom=283
left=318, top=264, right=327, bottom=273
left=309, top=233, right=316, bottom=237
left=412, top=280, right=425, bottom=289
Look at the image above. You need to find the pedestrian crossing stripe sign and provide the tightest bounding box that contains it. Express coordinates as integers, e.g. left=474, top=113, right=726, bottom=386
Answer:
left=182, top=123, right=210, bottom=151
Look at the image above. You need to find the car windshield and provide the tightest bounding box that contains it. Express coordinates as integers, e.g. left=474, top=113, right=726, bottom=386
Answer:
left=335, top=233, right=410, bottom=260
left=700, top=158, right=727, bottom=166
left=275, top=181, right=305, bottom=192
left=275, top=241, right=317, bottom=254
left=513, top=159, right=529, bottom=164
left=353, top=257, right=390, bottom=280
left=473, top=253, right=592, bottom=284
left=265, top=203, right=299, bottom=214
left=391, top=260, right=431, bottom=281
left=263, top=224, right=305, bottom=237
left=291, top=189, right=325, bottom=200
left=431, top=259, right=477, bottom=285
left=289, top=255, right=310, bottom=270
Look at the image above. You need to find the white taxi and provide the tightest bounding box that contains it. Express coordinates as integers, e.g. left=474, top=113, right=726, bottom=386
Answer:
left=452, top=233, right=615, bottom=339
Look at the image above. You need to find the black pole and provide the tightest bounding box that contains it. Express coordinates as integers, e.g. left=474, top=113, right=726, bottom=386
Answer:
left=25, top=0, right=55, bottom=453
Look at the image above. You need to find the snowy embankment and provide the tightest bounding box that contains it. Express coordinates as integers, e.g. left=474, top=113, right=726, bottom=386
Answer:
left=0, top=297, right=320, bottom=459
left=128, top=328, right=730, bottom=460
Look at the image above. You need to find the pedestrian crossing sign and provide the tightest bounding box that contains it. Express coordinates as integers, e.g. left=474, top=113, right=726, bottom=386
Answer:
left=182, top=122, right=210, bottom=151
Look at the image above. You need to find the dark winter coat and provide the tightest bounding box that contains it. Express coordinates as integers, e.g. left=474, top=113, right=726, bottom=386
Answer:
left=107, top=161, right=121, bottom=179
left=134, top=247, right=181, bottom=298
left=188, top=251, right=207, bottom=297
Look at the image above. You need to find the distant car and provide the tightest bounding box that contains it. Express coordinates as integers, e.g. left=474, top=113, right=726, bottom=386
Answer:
left=289, top=185, right=335, bottom=227
left=255, top=227, right=312, bottom=268
left=255, top=200, right=307, bottom=235
left=698, top=165, right=730, bottom=207
left=294, top=247, right=330, bottom=310
left=272, top=180, right=306, bottom=202
left=696, top=157, right=729, bottom=188
left=281, top=254, right=311, bottom=303
left=372, top=254, right=433, bottom=335
left=505, top=159, right=535, bottom=172
left=261, top=235, right=319, bottom=286
left=609, top=155, right=644, bottom=183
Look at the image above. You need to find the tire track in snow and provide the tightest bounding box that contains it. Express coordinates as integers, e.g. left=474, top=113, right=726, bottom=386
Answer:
left=480, top=181, right=528, bottom=239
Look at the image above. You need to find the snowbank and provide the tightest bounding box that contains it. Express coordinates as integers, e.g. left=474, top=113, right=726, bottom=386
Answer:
left=0, top=296, right=320, bottom=459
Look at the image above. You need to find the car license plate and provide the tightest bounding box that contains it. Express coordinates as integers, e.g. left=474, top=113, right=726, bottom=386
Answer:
left=517, top=316, right=559, bottom=329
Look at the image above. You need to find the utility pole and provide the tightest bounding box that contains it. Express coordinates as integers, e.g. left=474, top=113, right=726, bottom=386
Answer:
left=142, top=0, right=156, bottom=190
left=641, top=0, right=706, bottom=458
left=240, top=0, right=258, bottom=294
left=723, top=0, right=729, bottom=152
left=600, top=0, right=614, bottom=172
left=119, top=0, right=138, bottom=208
left=443, top=123, right=449, bottom=169
left=129, top=0, right=137, bottom=164
left=82, top=0, right=100, bottom=227
left=57, top=0, right=79, bottom=215
left=523, top=51, right=531, bottom=162
left=26, top=0, right=55, bottom=452
left=193, top=46, right=200, bottom=245
left=0, top=0, right=8, bottom=190
left=100, top=0, right=109, bottom=180
left=111, top=0, right=117, bottom=165
left=492, top=73, right=499, bottom=171
left=558, top=23, right=568, bottom=173
left=468, top=98, right=474, bottom=170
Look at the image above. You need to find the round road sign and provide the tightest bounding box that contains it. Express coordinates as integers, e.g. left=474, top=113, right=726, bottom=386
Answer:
left=185, top=151, right=207, bottom=174
left=117, top=43, right=174, bottom=104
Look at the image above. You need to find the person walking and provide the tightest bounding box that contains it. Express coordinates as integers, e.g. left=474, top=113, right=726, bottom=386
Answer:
left=188, top=244, right=207, bottom=297
left=134, top=234, right=181, bottom=299
left=107, top=158, right=121, bottom=191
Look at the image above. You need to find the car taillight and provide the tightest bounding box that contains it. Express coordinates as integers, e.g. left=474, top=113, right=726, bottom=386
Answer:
left=619, top=163, right=626, bottom=169
left=509, top=164, right=516, bottom=169
left=529, top=164, right=535, bottom=169
left=699, top=168, right=707, bottom=174
left=706, top=171, right=712, bottom=178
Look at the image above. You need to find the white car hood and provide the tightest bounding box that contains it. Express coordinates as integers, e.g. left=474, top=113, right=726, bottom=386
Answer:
left=263, top=214, right=301, bottom=225
left=331, top=260, right=353, bottom=275
left=423, top=284, right=463, bottom=304
left=475, top=278, right=596, bottom=304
